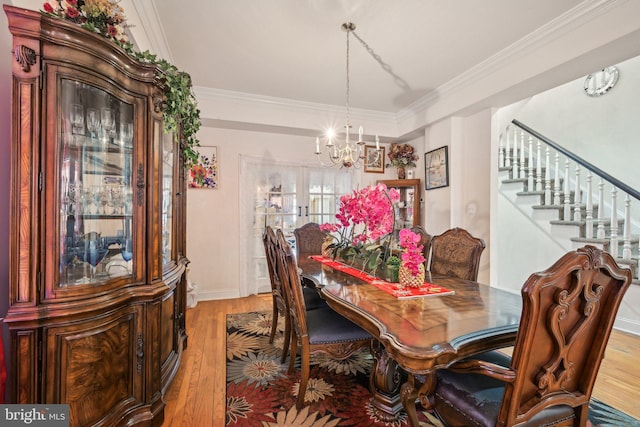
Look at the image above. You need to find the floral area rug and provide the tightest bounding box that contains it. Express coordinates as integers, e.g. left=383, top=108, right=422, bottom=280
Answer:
left=225, top=311, right=640, bottom=427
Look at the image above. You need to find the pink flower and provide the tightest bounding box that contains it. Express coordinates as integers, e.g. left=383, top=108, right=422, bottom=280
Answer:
left=399, top=229, right=425, bottom=276
left=43, top=3, right=54, bottom=13
left=319, top=183, right=398, bottom=251
left=320, top=223, right=341, bottom=233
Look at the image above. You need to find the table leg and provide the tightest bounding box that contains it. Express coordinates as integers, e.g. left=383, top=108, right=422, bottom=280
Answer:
left=368, top=341, right=405, bottom=423
left=400, top=372, right=436, bottom=427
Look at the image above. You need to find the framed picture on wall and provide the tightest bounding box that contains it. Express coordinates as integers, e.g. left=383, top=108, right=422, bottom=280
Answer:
left=364, top=146, right=385, bottom=173
left=188, top=146, right=218, bottom=189
left=424, top=146, right=449, bottom=190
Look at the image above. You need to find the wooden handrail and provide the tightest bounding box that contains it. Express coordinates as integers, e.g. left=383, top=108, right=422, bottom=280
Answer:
left=512, top=119, right=640, bottom=202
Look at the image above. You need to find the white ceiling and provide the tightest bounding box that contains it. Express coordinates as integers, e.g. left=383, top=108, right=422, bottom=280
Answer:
left=128, top=0, right=585, bottom=114
left=10, top=0, right=639, bottom=138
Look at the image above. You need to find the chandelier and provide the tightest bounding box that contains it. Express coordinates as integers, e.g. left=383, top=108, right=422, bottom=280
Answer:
left=315, top=22, right=381, bottom=168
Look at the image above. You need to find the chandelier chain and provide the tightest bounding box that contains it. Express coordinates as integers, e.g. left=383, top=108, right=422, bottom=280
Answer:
left=345, top=26, right=350, bottom=126
left=313, top=21, right=381, bottom=169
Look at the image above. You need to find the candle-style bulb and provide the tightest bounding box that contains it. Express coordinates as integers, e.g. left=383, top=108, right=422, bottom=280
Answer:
left=375, top=135, right=380, bottom=150
left=358, top=126, right=364, bottom=141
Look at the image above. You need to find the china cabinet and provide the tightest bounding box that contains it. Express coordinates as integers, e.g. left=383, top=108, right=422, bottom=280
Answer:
left=377, top=179, right=422, bottom=229
left=4, top=5, right=188, bottom=426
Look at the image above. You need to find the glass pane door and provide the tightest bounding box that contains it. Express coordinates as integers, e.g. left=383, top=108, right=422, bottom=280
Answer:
left=59, top=79, right=134, bottom=286
left=240, top=156, right=354, bottom=296
left=307, top=168, right=351, bottom=225
left=162, top=131, right=174, bottom=265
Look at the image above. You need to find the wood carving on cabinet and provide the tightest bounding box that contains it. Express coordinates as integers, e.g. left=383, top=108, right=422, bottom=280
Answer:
left=4, top=5, right=189, bottom=426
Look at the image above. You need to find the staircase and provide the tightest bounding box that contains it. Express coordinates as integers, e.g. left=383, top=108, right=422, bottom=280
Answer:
left=499, top=120, right=640, bottom=283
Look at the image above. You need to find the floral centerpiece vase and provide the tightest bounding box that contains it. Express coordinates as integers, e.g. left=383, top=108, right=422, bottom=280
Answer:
left=398, top=228, right=426, bottom=288
left=387, top=143, right=418, bottom=180
left=399, top=260, right=425, bottom=288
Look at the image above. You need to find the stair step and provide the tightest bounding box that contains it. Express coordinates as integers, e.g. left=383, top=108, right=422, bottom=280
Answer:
left=531, top=205, right=560, bottom=222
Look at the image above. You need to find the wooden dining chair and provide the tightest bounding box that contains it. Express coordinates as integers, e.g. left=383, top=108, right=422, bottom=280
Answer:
left=262, top=226, right=326, bottom=363
left=430, top=245, right=632, bottom=427
left=276, top=229, right=373, bottom=410
left=293, top=222, right=328, bottom=260
left=429, top=227, right=485, bottom=281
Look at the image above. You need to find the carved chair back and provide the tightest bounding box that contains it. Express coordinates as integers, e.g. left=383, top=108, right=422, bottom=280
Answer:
left=294, top=222, right=328, bottom=260
left=263, top=226, right=288, bottom=314
left=429, top=227, right=485, bottom=281
left=502, top=246, right=631, bottom=425
left=276, top=228, right=309, bottom=343
left=433, top=246, right=633, bottom=427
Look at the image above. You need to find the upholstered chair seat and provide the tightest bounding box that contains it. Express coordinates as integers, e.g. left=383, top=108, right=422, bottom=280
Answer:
left=434, top=351, right=577, bottom=427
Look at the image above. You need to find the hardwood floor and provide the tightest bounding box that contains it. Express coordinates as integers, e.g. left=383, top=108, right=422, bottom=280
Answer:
left=161, top=294, right=640, bottom=426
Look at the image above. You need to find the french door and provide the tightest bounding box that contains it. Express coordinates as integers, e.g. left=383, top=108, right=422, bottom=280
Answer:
left=239, top=156, right=353, bottom=295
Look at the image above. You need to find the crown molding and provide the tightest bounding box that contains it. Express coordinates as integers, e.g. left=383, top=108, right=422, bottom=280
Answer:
left=397, top=0, right=620, bottom=122
left=127, top=0, right=173, bottom=62
left=194, top=86, right=397, bottom=123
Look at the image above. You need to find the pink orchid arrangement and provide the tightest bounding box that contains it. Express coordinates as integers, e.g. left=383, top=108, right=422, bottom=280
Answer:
left=398, top=228, right=426, bottom=276
left=320, top=183, right=400, bottom=255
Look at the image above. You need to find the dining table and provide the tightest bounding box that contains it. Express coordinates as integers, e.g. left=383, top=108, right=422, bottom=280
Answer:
left=298, top=256, right=523, bottom=427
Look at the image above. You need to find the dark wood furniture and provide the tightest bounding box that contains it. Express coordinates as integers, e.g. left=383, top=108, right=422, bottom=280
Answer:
left=429, top=227, right=486, bottom=281
left=298, top=256, right=522, bottom=426
left=277, top=232, right=373, bottom=410
left=432, top=246, right=632, bottom=427
left=264, top=226, right=327, bottom=363
left=263, top=226, right=291, bottom=362
left=293, top=222, right=327, bottom=260
left=376, top=179, right=421, bottom=228
left=4, top=5, right=188, bottom=426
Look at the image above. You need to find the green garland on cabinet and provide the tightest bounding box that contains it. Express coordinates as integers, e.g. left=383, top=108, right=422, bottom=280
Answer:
left=121, top=46, right=201, bottom=168
left=41, top=0, right=201, bottom=168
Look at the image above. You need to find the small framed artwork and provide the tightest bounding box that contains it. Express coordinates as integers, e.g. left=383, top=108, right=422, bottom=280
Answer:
left=188, top=146, right=218, bottom=189
left=424, top=146, right=449, bottom=190
left=364, top=146, right=385, bottom=173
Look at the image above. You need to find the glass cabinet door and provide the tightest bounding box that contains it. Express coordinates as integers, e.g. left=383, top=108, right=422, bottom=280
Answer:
left=162, top=131, right=174, bottom=265
left=59, top=79, right=135, bottom=286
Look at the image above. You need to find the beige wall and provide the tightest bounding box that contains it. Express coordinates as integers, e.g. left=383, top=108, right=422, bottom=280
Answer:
left=423, top=112, right=492, bottom=284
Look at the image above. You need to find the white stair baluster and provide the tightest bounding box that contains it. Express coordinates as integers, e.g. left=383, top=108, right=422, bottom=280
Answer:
left=527, top=135, right=534, bottom=190
left=597, top=179, right=605, bottom=239
left=544, top=146, right=551, bottom=205
left=512, top=129, right=519, bottom=179
left=499, top=132, right=505, bottom=168
left=573, top=165, right=581, bottom=222
left=519, top=131, right=526, bottom=180
left=535, top=140, right=542, bottom=192
left=505, top=126, right=511, bottom=169
left=563, top=159, right=571, bottom=221
left=622, top=194, right=631, bottom=260
left=610, top=187, right=618, bottom=258
left=553, top=152, right=561, bottom=205
left=585, top=172, right=593, bottom=238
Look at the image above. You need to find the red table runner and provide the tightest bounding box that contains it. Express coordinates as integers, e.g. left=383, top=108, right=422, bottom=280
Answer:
left=309, top=255, right=454, bottom=300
